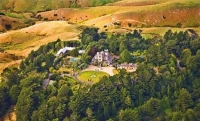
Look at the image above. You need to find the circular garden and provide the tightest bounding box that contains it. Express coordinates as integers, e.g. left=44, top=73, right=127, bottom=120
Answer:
left=77, top=71, right=109, bottom=83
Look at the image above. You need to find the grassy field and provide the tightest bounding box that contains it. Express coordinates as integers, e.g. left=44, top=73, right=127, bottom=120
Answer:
left=4, top=12, right=24, bottom=19
left=77, top=71, right=109, bottom=83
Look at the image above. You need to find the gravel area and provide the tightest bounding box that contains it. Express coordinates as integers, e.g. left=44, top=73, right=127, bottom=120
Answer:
left=82, top=65, right=115, bottom=76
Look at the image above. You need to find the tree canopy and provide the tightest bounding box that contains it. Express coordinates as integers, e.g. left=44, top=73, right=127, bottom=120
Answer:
left=0, top=28, right=200, bottom=121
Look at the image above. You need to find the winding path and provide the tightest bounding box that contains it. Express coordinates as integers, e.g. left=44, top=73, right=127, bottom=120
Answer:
left=42, top=73, right=52, bottom=89
left=43, top=65, right=115, bottom=86
left=74, top=73, right=95, bottom=85
left=177, top=59, right=182, bottom=70
left=61, top=72, right=95, bottom=85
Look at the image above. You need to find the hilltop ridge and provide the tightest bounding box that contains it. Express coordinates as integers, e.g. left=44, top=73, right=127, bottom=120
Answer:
left=0, top=0, right=120, bottom=12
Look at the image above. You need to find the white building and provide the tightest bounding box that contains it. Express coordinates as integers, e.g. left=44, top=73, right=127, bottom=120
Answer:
left=92, top=49, right=113, bottom=66
left=78, top=50, right=85, bottom=54
left=117, top=63, right=138, bottom=70
left=56, top=47, right=85, bottom=56
left=56, top=47, right=75, bottom=56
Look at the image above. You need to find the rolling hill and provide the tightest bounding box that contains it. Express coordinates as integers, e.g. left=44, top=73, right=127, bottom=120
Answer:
left=0, top=21, right=80, bottom=73
left=0, top=0, right=200, bottom=73
left=0, top=1, right=200, bottom=120
left=0, top=0, right=120, bottom=12
left=36, top=0, right=200, bottom=28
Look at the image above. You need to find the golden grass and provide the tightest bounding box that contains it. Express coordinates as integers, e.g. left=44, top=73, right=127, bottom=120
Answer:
left=3, top=106, right=16, bottom=121
left=33, top=0, right=200, bottom=29
left=0, top=0, right=121, bottom=12
left=107, top=27, right=200, bottom=38
left=101, top=0, right=200, bottom=28
left=0, top=21, right=79, bottom=56
left=141, top=27, right=200, bottom=36
left=0, top=60, right=21, bottom=74
left=4, top=12, right=24, bottom=19
left=0, top=53, right=13, bottom=63
left=0, top=21, right=80, bottom=73
left=0, top=15, right=26, bottom=32
left=59, top=67, right=72, bottom=73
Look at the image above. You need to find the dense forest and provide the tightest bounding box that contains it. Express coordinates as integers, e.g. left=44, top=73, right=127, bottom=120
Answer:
left=1, top=27, right=200, bottom=121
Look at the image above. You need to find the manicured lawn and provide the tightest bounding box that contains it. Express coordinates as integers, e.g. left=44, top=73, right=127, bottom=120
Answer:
left=77, top=71, right=109, bottom=83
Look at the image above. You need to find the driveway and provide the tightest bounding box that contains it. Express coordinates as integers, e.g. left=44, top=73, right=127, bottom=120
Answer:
left=82, top=65, right=115, bottom=76
left=42, top=73, right=52, bottom=89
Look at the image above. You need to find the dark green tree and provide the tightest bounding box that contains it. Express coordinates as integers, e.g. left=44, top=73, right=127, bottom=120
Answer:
left=120, top=49, right=132, bottom=63
left=146, top=45, right=163, bottom=66
left=185, top=109, right=196, bottom=121
left=9, top=85, right=21, bottom=104
left=79, top=27, right=100, bottom=45
left=16, top=87, right=34, bottom=121
left=119, top=41, right=127, bottom=53
left=164, top=29, right=173, bottom=41
left=118, top=109, right=140, bottom=121
left=0, top=83, right=11, bottom=117
left=180, top=49, right=192, bottom=66
left=175, top=88, right=193, bottom=112
left=70, top=49, right=79, bottom=57
left=140, top=98, right=162, bottom=120
left=1, top=67, right=20, bottom=87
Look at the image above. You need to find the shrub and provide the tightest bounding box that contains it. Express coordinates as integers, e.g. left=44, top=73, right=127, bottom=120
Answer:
left=43, top=18, right=48, bottom=21
left=0, top=48, right=4, bottom=52
left=5, top=24, right=12, bottom=30
left=114, top=22, right=121, bottom=26
left=50, top=73, right=60, bottom=80
left=0, top=12, right=5, bottom=15
left=176, top=23, right=182, bottom=28
left=63, top=71, right=70, bottom=74
left=24, top=19, right=35, bottom=25
left=128, top=23, right=132, bottom=27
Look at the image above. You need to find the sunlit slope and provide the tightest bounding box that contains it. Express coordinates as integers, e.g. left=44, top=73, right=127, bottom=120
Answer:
left=37, top=0, right=200, bottom=28
left=0, top=21, right=80, bottom=73
left=0, top=21, right=79, bottom=56
left=0, top=52, right=23, bottom=74
left=0, top=0, right=120, bottom=12
left=87, top=0, right=200, bottom=28
left=0, top=15, right=27, bottom=32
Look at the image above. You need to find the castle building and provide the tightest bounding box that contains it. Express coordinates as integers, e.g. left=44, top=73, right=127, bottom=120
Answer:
left=91, top=49, right=113, bottom=66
